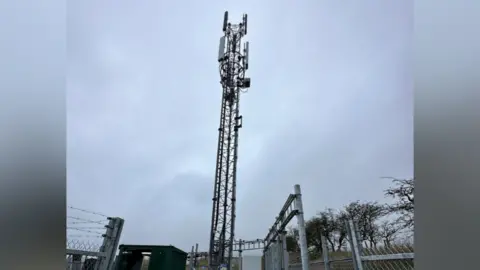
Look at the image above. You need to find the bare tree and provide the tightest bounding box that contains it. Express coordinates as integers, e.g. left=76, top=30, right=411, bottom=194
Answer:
left=383, top=177, right=414, bottom=229
left=363, top=202, right=385, bottom=248
left=334, top=211, right=349, bottom=251
left=341, top=201, right=385, bottom=248
left=301, top=208, right=342, bottom=255
left=316, top=209, right=338, bottom=252
left=378, top=220, right=401, bottom=247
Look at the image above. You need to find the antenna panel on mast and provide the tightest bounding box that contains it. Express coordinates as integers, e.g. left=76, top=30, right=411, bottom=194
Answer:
left=243, top=14, right=248, bottom=35
left=223, top=11, right=229, bottom=32
left=244, top=42, right=249, bottom=70
left=218, top=36, right=226, bottom=62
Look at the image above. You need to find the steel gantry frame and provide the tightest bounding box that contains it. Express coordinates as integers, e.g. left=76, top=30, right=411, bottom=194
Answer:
left=208, top=11, right=251, bottom=270
left=233, top=185, right=310, bottom=270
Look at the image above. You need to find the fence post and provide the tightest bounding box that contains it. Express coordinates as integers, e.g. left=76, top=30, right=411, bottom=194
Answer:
left=267, top=245, right=272, bottom=270
left=275, top=240, right=282, bottom=270
left=272, top=240, right=277, bottom=270
left=238, top=240, right=243, bottom=270
left=265, top=244, right=273, bottom=270
left=320, top=234, right=330, bottom=270
left=263, top=248, right=268, bottom=270
left=108, top=218, right=124, bottom=270
left=194, top=243, right=199, bottom=269
left=293, top=184, right=310, bottom=270
left=347, top=220, right=363, bottom=270
left=189, top=246, right=195, bottom=269
left=280, top=231, right=289, bottom=270
left=96, top=217, right=125, bottom=270
left=96, top=218, right=115, bottom=270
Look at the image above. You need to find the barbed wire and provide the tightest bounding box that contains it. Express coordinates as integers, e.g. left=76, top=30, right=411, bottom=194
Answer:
left=68, top=234, right=103, bottom=239
left=67, top=227, right=104, bottom=235
left=67, top=216, right=107, bottom=225
left=68, top=226, right=106, bottom=230
left=68, top=206, right=109, bottom=218
left=66, top=206, right=109, bottom=253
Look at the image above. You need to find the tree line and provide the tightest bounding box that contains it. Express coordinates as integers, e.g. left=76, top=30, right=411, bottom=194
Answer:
left=286, top=177, right=414, bottom=254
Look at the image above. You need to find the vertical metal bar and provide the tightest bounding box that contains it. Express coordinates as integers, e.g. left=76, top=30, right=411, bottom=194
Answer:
left=271, top=241, right=276, bottom=270
left=270, top=245, right=274, bottom=270
left=96, top=218, right=115, bottom=270
left=279, top=232, right=287, bottom=270
left=273, top=244, right=276, bottom=270
left=268, top=244, right=272, bottom=270
left=321, top=235, right=330, bottom=270
left=266, top=247, right=269, bottom=270
left=107, top=218, right=124, bottom=270
left=354, top=222, right=363, bottom=256
left=238, top=240, right=243, bottom=270
left=293, top=185, right=310, bottom=270
left=263, top=251, right=266, bottom=270
left=189, top=246, right=195, bottom=269
left=281, top=231, right=289, bottom=270
left=263, top=250, right=267, bottom=270
left=194, top=243, right=199, bottom=268
left=274, top=241, right=279, bottom=270
left=280, top=241, right=283, bottom=270
left=348, top=220, right=364, bottom=270
left=238, top=250, right=243, bottom=270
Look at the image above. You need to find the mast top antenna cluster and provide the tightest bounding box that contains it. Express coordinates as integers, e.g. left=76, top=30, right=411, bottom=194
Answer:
left=222, top=11, right=248, bottom=35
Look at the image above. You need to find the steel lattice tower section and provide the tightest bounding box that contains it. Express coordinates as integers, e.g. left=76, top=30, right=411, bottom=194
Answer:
left=209, top=11, right=250, bottom=270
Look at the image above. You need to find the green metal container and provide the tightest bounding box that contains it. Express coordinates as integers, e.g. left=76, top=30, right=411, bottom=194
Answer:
left=115, top=244, right=188, bottom=270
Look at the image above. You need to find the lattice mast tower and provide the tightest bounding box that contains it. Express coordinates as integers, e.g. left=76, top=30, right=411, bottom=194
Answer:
left=208, top=11, right=250, bottom=270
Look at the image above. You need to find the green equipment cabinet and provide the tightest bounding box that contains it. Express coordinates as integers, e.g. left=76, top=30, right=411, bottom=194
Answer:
left=114, top=245, right=188, bottom=270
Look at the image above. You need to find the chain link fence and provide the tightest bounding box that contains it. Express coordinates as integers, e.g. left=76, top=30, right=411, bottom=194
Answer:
left=66, top=240, right=102, bottom=270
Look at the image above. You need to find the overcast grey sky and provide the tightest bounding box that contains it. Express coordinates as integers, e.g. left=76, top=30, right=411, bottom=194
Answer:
left=67, top=0, right=412, bottom=253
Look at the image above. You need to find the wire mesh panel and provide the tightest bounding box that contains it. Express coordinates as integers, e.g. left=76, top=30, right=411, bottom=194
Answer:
left=361, top=244, right=414, bottom=270
left=288, top=224, right=415, bottom=270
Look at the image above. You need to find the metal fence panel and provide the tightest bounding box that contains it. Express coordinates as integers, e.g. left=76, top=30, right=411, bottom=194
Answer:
left=349, top=221, right=414, bottom=270
left=360, top=245, right=414, bottom=270
left=289, top=220, right=414, bottom=270
left=66, top=211, right=124, bottom=270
